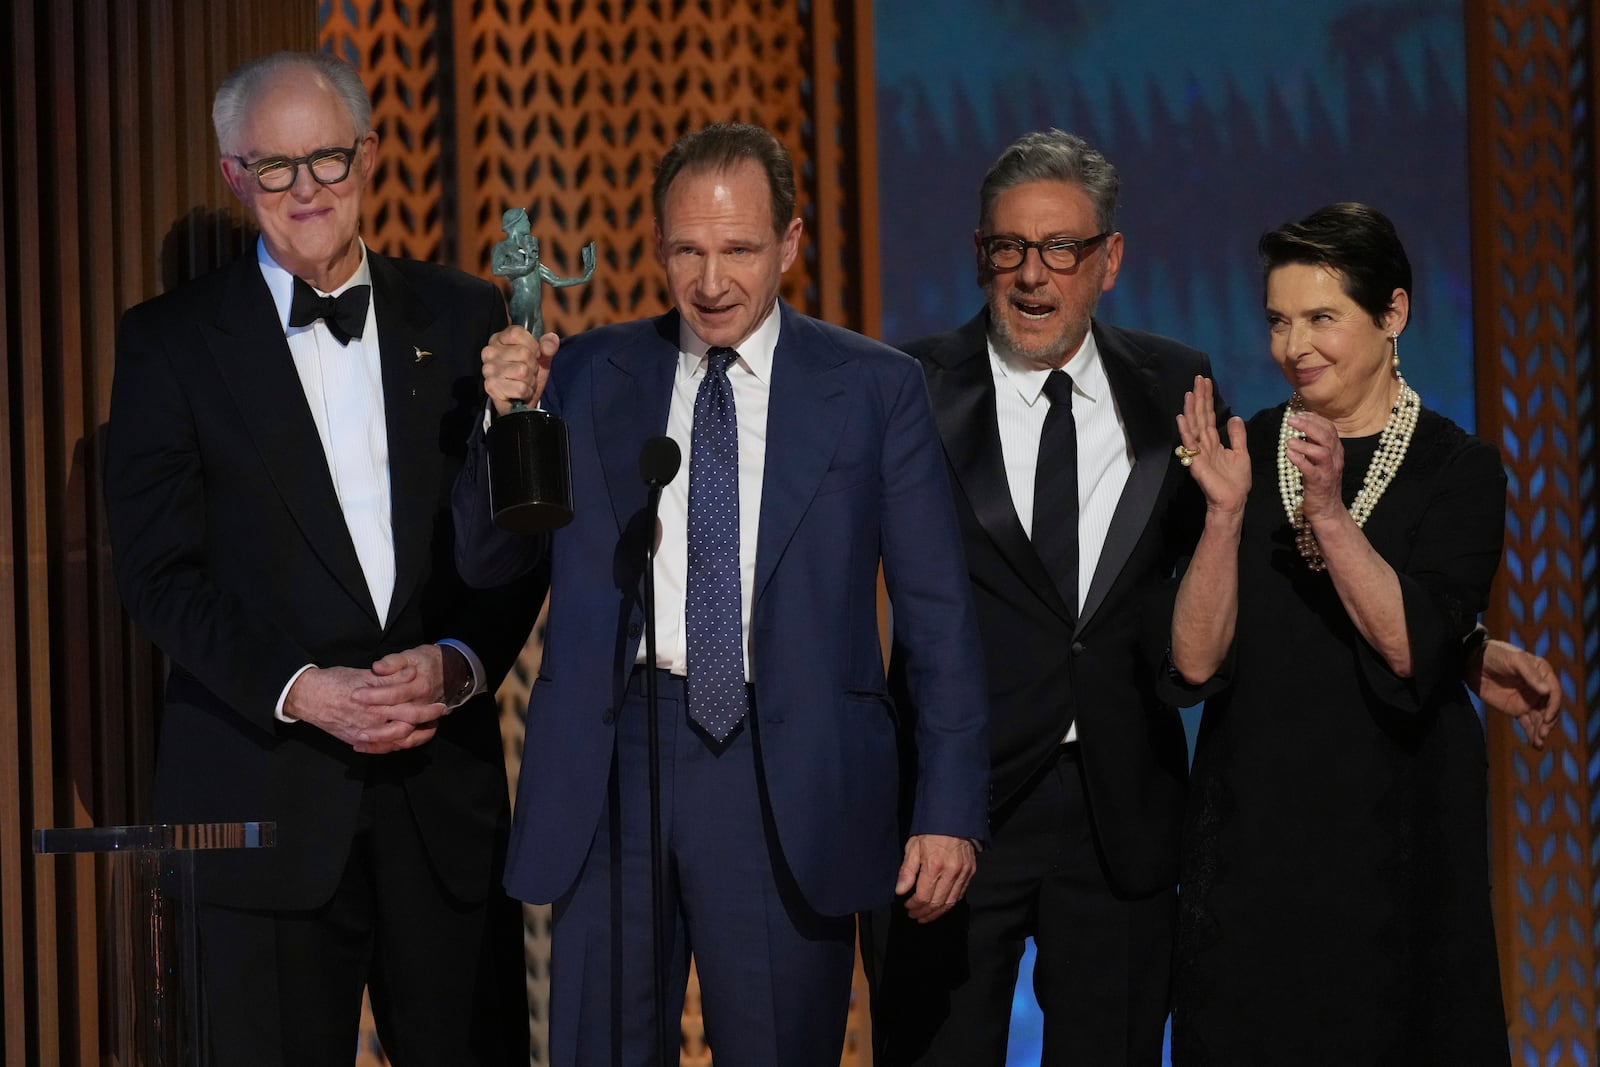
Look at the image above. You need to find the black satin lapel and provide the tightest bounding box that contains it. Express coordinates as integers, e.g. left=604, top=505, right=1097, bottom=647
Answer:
left=927, top=341, right=1069, bottom=624
left=1078, top=338, right=1170, bottom=629
left=207, top=260, right=377, bottom=622
left=371, top=254, right=441, bottom=627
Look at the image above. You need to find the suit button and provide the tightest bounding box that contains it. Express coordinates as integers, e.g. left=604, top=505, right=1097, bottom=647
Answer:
left=602, top=710, right=616, bottom=725
left=1070, top=641, right=1085, bottom=656
left=627, top=620, right=642, bottom=638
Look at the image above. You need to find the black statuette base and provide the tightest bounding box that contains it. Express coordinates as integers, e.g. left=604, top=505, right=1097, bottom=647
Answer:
left=487, top=407, right=575, bottom=533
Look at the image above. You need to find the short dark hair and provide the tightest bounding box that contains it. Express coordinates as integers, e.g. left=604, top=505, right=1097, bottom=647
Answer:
left=652, top=122, right=796, bottom=235
left=978, top=129, right=1120, bottom=233
left=1258, top=202, right=1413, bottom=326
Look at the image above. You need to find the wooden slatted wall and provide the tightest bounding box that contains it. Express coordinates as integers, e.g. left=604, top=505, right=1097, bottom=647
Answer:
left=1, top=6, right=315, bottom=1066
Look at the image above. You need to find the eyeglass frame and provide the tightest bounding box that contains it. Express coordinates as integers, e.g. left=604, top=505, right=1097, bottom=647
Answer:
left=977, top=231, right=1113, bottom=273
left=230, top=141, right=364, bottom=193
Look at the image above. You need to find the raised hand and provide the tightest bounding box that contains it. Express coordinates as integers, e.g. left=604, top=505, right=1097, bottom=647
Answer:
left=1176, top=375, right=1250, bottom=515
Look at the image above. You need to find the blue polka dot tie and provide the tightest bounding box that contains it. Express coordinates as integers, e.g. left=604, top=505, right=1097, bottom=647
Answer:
left=686, top=347, right=746, bottom=741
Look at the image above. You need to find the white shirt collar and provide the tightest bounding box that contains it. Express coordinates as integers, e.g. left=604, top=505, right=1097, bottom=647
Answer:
left=256, top=238, right=372, bottom=334
left=988, top=321, right=1108, bottom=408
left=676, top=301, right=782, bottom=384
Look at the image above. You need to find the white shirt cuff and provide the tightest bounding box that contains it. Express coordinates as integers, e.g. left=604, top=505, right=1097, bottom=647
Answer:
left=275, top=664, right=316, bottom=723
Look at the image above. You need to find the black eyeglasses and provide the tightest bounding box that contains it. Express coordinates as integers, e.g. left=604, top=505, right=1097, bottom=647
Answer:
left=979, top=232, right=1111, bottom=272
left=232, top=142, right=361, bottom=192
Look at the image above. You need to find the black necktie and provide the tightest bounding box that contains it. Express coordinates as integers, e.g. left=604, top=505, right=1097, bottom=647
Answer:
left=686, top=347, right=746, bottom=741
left=288, top=278, right=370, bottom=345
left=1034, top=371, right=1079, bottom=619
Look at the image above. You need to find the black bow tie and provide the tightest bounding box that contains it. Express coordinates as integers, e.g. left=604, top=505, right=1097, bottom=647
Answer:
left=288, top=278, right=370, bottom=345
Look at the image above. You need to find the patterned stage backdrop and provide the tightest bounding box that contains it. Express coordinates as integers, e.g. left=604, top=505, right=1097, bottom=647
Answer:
left=317, top=2, right=877, bottom=1064
left=1467, top=3, right=1598, bottom=1064
left=871, top=1, right=1597, bottom=1064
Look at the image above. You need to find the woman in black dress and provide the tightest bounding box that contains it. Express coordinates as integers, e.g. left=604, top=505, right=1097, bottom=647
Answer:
left=1167, top=203, right=1510, bottom=1065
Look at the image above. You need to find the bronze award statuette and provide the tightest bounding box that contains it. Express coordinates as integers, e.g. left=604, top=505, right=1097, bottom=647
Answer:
left=487, top=207, right=597, bottom=532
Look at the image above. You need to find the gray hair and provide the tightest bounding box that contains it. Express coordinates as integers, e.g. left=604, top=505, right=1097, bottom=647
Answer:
left=212, top=52, right=372, bottom=156
left=978, top=129, right=1120, bottom=233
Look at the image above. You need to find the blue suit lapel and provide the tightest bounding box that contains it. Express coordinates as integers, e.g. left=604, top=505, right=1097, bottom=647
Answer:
left=204, top=255, right=378, bottom=623
left=753, top=304, right=853, bottom=603
left=595, top=313, right=679, bottom=539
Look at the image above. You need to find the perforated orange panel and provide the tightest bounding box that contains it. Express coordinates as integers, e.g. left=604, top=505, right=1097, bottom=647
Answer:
left=1467, top=2, right=1599, bottom=1064
left=322, top=2, right=447, bottom=263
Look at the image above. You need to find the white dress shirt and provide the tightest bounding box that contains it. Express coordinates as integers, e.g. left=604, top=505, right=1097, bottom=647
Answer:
left=260, top=242, right=395, bottom=624
left=258, top=240, right=484, bottom=718
left=638, top=304, right=782, bottom=679
left=988, top=326, right=1132, bottom=742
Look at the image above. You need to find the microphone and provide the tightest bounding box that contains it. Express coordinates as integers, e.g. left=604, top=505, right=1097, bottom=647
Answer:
left=635, top=432, right=680, bottom=1067
left=639, top=436, right=682, bottom=489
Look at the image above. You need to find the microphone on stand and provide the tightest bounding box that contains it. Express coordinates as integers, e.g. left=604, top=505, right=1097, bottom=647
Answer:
left=640, top=436, right=682, bottom=492
left=637, top=434, right=680, bottom=1067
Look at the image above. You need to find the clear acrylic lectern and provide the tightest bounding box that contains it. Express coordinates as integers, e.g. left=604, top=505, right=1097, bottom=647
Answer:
left=33, top=821, right=276, bottom=1066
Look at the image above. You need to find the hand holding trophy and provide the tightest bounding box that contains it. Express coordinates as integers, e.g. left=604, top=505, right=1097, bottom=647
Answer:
left=487, top=207, right=597, bottom=532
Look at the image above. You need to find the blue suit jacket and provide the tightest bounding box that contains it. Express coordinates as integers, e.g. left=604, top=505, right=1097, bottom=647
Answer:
left=454, top=302, right=989, bottom=916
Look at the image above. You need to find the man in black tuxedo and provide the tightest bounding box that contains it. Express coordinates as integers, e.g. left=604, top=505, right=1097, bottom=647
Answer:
left=868, top=129, right=1210, bottom=1066
left=105, top=51, right=545, bottom=1066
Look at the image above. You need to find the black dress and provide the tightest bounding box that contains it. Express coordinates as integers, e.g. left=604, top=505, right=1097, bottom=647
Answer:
left=1171, top=404, right=1511, bottom=1066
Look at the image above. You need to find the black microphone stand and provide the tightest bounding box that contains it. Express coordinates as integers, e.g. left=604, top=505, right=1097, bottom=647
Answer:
left=638, top=436, right=680, bottom=1067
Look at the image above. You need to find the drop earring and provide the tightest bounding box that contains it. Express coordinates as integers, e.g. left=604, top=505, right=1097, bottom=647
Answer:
left=1389, top=332, right=1399, bottom=373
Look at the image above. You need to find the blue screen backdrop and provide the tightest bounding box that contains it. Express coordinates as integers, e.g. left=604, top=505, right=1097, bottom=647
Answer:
left=874, top=0, right=1471, bottom=427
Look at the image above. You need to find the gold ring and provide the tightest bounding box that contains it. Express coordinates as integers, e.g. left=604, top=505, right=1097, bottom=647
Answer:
left=1175, top=445, right=1199, bottom=460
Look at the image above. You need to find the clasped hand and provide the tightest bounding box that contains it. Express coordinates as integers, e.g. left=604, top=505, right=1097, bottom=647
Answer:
left=284, top=645, right=450, bottom=754
left=1283, top=409, right=1346, bottom=521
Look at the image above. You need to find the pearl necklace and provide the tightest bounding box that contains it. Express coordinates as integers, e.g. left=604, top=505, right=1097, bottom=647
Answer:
left=1277, top=378, right=1420, bottom=571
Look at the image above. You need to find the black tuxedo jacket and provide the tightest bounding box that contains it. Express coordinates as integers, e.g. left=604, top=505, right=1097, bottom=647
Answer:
left=105, top=248, right=544, bottom=910
left=900, top=311, right=1217, bottom=897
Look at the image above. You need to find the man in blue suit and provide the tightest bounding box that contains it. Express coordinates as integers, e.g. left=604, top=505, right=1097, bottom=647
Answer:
left=453, top=122, right=990, bottom=1066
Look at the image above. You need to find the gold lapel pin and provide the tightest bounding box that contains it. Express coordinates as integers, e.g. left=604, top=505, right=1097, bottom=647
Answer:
left=413, top=346, right=433, bottom=364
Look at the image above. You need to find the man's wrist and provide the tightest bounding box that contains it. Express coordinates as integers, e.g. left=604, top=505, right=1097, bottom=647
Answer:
left=439, top=644, right=474, bottom=707
left=276, top=664, right=316, bottom=723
